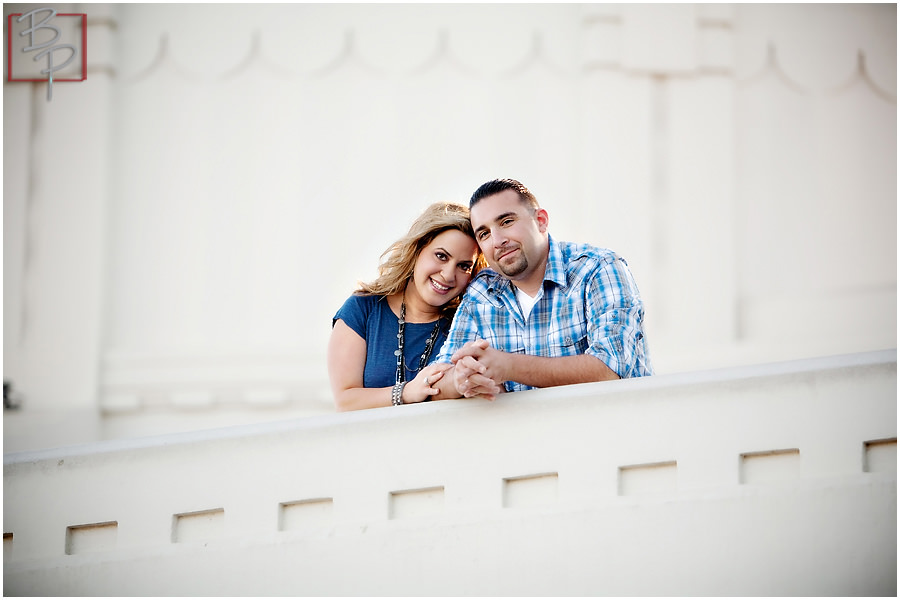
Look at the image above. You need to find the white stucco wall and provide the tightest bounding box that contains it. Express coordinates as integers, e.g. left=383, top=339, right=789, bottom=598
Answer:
left=3, top=351, right=896, bottom=595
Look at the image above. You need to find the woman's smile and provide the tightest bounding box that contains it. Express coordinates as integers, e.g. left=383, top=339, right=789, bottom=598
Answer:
left=429, top=277, right=452, bottom=294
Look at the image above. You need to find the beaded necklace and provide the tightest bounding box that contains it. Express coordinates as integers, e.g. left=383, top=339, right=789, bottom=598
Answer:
left=394, top=301, right=442, bottom=385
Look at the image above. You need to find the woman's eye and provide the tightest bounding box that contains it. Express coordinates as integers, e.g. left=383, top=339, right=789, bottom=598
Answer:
left=435, top=252, right=447, bottom=260
left=459, top=264, right=473, bottom=274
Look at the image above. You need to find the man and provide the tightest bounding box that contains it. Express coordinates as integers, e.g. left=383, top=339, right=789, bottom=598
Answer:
left=432, top=178, right=652, bottom=400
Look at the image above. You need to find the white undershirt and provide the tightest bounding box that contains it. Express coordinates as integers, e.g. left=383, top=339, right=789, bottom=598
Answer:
left=516, top=286, right=539, bottom=320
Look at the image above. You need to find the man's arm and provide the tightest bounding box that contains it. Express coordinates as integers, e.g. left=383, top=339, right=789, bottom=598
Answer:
left=472, top=252, right=646, bottom=388
left=497, top=352, right=619, bottom=387
left=451, top=340, right=618, bottom=395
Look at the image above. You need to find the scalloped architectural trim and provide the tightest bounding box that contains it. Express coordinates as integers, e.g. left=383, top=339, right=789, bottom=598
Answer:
left=737, top=43, right=896, bottom=102
left=114, top=29, right=896, bottom=103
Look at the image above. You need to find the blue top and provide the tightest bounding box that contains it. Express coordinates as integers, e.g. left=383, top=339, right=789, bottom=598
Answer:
left=333, top=294, right=450, bottom=389
left=434, top=235, right=653, bottom=391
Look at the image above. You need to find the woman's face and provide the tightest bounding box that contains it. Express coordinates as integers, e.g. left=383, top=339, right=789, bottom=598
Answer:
left=409, top=229, right=479, bottom=309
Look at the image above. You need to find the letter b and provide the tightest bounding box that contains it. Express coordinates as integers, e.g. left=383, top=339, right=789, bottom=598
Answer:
left=17, top=8, right=61, bottom=52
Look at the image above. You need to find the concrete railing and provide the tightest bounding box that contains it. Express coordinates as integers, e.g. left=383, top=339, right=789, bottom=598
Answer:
left=4, top=350, right=897, bottom=596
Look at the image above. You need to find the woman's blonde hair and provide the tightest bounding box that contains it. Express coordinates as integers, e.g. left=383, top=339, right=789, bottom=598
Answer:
left=357, top=201, right=486, bottom=316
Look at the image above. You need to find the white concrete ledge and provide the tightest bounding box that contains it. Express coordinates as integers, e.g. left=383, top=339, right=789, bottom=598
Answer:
left=4, top=350, right=897, bottom=596
left=7, top=349, right=895, bottom=463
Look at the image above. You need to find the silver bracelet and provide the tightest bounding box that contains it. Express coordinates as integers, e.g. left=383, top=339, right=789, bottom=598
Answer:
left=391, top=381, right=407, bottom=406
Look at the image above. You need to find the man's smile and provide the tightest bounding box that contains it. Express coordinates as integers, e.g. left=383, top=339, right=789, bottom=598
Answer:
left=496, top=246, right=519, bottom=262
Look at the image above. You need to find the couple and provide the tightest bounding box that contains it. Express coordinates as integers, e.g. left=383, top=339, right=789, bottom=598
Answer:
left=328, top=178, right=653, bottom=411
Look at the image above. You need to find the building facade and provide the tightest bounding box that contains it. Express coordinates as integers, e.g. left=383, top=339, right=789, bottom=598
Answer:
left=3, top=4, right=897, bottom=594
left=3, top=3, right=896, bottom=449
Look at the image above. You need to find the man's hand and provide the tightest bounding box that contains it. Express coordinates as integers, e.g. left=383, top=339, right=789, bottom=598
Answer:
left=451, top=339, right=504, bottom=399
left=451, top=339, right=506, bottom=380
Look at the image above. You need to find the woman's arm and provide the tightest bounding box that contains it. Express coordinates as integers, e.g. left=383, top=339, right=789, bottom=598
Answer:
left=328, top=319, right=449, bottom=411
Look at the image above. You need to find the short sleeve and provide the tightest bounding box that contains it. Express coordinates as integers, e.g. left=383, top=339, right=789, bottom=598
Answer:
left=333, top=294, right=371, bottom=340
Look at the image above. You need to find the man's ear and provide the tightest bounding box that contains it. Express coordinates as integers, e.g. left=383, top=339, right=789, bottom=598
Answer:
left=534, top=207, right=549, bottom=233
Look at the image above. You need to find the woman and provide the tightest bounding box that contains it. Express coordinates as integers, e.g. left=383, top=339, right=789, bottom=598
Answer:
left=328, top=202, right=485, bottom=411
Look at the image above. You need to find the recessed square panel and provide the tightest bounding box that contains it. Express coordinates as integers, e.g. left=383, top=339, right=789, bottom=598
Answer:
left=65, top=521, right=117, bottom=555
left=279, top=498, right=333, bottom=531
left=503, top=473, right=559, bottom=508
left=389, top=487, right=444, bottom=519
left=740, top=449, right=800, bottom=484
left=172, top=508, right=224, bottom=543
left=618, top=461, right=677, bottom=496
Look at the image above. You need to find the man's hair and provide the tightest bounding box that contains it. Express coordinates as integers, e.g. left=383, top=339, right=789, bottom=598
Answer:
left=470, top=178, right=539, bottom=211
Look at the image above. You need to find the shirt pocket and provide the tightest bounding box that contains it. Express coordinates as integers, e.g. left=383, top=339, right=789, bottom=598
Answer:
left=484, top=329, right=526, bottom=355
left=547, top=320, right=588, bottom=357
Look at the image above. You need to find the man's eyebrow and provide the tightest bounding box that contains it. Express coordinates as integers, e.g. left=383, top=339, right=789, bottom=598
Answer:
left=475, top=211, right=518, bottom=233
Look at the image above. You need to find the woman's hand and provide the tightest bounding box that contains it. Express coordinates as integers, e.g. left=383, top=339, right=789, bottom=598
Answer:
left=403, top=362, right=453, bottom=403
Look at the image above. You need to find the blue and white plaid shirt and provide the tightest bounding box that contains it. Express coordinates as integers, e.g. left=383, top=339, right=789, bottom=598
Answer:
left=434, top=235, right=653, bottom=392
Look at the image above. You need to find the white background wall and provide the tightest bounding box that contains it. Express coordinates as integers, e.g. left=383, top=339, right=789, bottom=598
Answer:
left=3, top=3, right=896, bottom=450
left=4, top=351, right=896, bottom=595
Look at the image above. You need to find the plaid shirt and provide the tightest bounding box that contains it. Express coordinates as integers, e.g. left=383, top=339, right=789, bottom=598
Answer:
left=434, top=235, right=653, bottom=392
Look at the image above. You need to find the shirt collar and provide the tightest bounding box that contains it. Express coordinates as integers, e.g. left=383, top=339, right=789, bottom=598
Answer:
left=544, top=234, right=567, bottom=289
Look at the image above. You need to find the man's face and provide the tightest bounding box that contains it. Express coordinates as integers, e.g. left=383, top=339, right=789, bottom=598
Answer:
left=470, top=189, right=548, bottom=281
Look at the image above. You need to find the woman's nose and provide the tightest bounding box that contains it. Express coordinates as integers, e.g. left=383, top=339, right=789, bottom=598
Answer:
left=442, top=262, right=456, bottom=280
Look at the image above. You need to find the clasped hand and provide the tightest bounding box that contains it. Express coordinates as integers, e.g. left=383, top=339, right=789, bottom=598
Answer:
left=405, top=362, right=453, bottom=403
left=451, top=339, right=504, bottom=400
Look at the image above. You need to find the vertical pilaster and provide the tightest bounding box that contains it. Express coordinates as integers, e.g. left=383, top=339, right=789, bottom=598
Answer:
left=580, top=4, right=739, bottom=371
left=3, top=4, right=115, bottom=415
